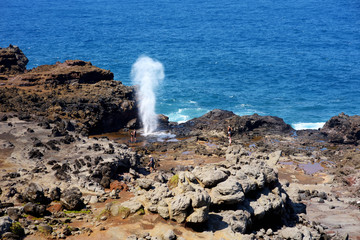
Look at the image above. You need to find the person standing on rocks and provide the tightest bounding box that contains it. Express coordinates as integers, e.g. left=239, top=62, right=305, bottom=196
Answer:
left=130, top=129, right=137, bottom=143
left=227, top=125, right=232, bottom=145
left=133, top=129, right=137, bottom=143
left=148, top=155, right=156, bottom=172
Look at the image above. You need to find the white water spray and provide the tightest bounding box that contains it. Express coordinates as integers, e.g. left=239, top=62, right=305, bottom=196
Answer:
left=131, top=56, right=164, bottom=135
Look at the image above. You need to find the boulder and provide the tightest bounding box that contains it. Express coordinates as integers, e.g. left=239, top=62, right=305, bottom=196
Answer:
left=6, top=208, right=21, bottom=221
left=210, top=176, right=245, bottom=205
left=192, top=166, right=228, bottom=188
left=137, top=179, right=154, bottom=190
left=49, top=187, right=61, bottom=201
left=23, top=203, right=46, bottom=217
left=172, top=109, right=293, bottom=137
left=0, top=45, right=28, bottom=77
left=321, top=113, right=360, bottom=144
left=169, top=194, right=191, bottom=223
left=0, top=216, right=13, bottom=238
left=186, top=206, right=209, bottom=223
left=188, top=189, right=211, bottom=208
left=23, top=183, right=46, bottom=203
left=224, top=210, right=252, bottom=234
left=60, top=187, right=84, bottom=210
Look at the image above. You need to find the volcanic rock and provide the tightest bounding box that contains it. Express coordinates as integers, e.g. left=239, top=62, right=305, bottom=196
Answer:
left=23, top=202, right=46, bottom=217
left=321, top=113, right=360, bottom=144
left=172, top=109, right=294, bottom=138
left=0, top=45, right=28, bottom=78
left=60, top=187, right=84, bottom=210
left=23, top=183, right=46, bottom=204
left=0, top=216, right=13, bottom=238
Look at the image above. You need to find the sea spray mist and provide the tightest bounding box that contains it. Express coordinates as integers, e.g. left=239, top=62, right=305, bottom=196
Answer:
left=131, top=56, right=164, bottom=135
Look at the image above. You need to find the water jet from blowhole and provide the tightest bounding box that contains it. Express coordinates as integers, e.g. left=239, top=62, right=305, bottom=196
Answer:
left=131, top=55, right=164, bottom=136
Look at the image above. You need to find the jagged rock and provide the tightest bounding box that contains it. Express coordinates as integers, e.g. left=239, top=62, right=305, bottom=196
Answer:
left=210, top=176, right=245, bottom=205
left=249, top=188, right=285, bottom=221
left=137, top=179, right=154, bottom=190
left=49, top=187, right=61, bottom=201
left=0, top=45, right=28, bottom=77
left=157, top=200, right=170, bottom=219
left=23, top=183, right=46, bottom=203
left=188, top=189, right=211, bottom=208
left=186, top=206, right=209, bottom=223
left=23, top=203, right=46, bottom=217
left=172, top=109, right=293, bottom=137
left=169, top=194, right=191, bottom=223
left=192, top=166, right=228, bottom=188
left=0, top=216, right=13, bottom=237
left=224, top=210, right=252, bottom=233
left=321, top=113, right=360, bottom=144
left=60, top=187, right=84, bottom=210
left=100, top=176, right=111, bottom=188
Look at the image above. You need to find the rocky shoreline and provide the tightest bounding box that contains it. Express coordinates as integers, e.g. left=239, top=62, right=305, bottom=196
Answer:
left=0, top=45, right=359, bottom=240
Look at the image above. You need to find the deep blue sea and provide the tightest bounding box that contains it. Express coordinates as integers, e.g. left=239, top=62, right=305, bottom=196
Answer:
left=1, top=0, right=360, bottom=129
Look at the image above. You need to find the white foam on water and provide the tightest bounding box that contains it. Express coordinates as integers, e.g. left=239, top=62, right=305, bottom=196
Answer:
left=139, top=129, right=177, bottom=142
left=292, top=122, right=325, bottom=130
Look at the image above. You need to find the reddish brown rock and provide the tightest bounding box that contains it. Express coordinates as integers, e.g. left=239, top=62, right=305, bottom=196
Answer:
left=47, top=203, right=63, bottom=213
left=110, top=181, right=129, bottom=192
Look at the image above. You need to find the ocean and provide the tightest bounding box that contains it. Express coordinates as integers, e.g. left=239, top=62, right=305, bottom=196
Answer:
left=1, top=0, right=360, bottom=129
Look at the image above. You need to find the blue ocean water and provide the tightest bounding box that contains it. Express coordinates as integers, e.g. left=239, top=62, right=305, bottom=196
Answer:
left=1, top=0, right=360, bottom=129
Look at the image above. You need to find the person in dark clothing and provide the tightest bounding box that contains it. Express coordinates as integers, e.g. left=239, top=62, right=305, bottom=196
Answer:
left=148, top=155, right=155, bottom=172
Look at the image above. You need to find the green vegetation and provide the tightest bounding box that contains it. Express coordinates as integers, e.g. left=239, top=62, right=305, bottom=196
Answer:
left=64, top=209, right=91, bottom=214
left=168, top=174, right=179, bottom=189
left=10, top=222, right=25, bottom=237
left=96, top=208, right=111, bottom=220
left=136, top=207, right=145, bottom=215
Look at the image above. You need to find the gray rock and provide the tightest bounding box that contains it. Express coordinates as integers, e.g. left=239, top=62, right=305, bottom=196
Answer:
left=188, top=189, right=210, bottom=208
left=61, top=187, right=84, bottom=210
left=0, top=216, right=13, bottom=238
left=50, top=187, right=61, bottom=201
left=38, top=224, right=53, bottom=235
left=23, top=182, right=46, bottom=203
left=6, top=207, right=21, bottom=221
left=23, top=202, right=46, bottom=217
left=279, top=227, right=304, bottom=240
left=192, top=166, right=228, bottom=188
left=170, top=194, right=191, bottom=223
left=226, top=210, right=252, bottom=233
left=186, top=206, right=209, bottom=223
left=121, top=199, right=143, bottom=214
left=162, top=229, right=176, bottom=240
left=210, top=176, right=245, bottom=205
left=89, top=195, right=99, bottom=204
left=157, top=200, right=170, bottom=219
left=137, top=179, right=154, bottom=190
